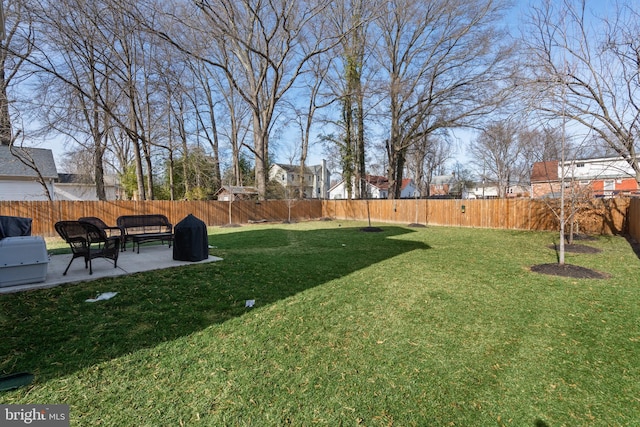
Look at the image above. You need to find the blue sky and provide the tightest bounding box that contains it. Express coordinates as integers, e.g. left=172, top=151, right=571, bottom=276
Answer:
left=43, top=0, right=612, bottom=179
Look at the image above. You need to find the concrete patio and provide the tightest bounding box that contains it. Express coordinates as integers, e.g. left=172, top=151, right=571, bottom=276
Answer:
left=0, top=244, right=223, bottom=294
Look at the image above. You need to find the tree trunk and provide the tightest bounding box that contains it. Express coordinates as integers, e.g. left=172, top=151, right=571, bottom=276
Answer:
left=387, top=137, right=406, bottom=199
left=253, top=118, right=269, bottom=200
left=93, top=144, right=106, bottom=201
left=0, top=65, right=11, bottom=146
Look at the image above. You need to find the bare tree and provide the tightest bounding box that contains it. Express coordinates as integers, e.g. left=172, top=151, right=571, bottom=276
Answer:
left=469, top=121, right=527, bottom=198
left=10, top=0, right=170, bottom=200
left=206, top=48, right=253, bottom=187
left=186, top=58, right=224, bottom=191
left=523, top=0, right=640, bottom=185
left=27, top=0, right=119, bottom=200
left=288, top=52, right=334, bottom=198
left=142, top=0, right=342, bottom=199
left=406, top=132, right=451, bottom=198
left=518, top=126, right=565, bottom=165
left=0, top=0, right=33, bottom=146
left=327, top=0, right=373, bottom=199
left=375, top=0, right=513, bottom=199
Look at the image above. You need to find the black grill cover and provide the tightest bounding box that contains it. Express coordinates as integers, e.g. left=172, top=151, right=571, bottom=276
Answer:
left=0, top=216, right=32, bottom=239
left=173, top=214, right=209, bottom=261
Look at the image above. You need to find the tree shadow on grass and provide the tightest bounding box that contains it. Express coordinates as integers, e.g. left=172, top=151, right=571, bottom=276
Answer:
left=0, top=226, right=429, bottom=384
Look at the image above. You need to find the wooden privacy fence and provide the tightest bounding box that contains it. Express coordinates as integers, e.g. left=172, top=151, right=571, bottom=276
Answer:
left=629, top=198, right=640, bottom=243
left=322, top=198, right=631, bottom=236
left=0, top=197, right=633, bottom=237
left=0, top=200, right=323, bottom=236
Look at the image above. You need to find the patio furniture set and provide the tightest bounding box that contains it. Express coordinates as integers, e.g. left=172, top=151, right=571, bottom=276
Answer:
left=55, top=214, right=174, bottom=275
left=1, top=213, right=208, bottom=288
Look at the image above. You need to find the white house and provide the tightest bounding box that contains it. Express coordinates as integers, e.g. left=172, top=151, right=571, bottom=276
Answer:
left=0, top=146, right=58, bottom=201
left=269, top=162, right=330, bottom=199
left=462, top=182, right=529, bottom=199
left=0, top=146, right=125, bottom=201
left=328, top=175, right=419, bottom=199
left=462, top=183, right=500, bottom=199
left=55, top=174, right=123, bottom=201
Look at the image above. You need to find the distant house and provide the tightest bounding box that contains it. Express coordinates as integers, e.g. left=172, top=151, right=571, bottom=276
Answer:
left=328, top=175, right=419, bottom=199
left=429, top=174, right=456, bottom=197
left=55, top=174, right=123, bottom=201
left=462, top=183, right=500, bottom=199
left=216, top=185, right=259, bottom=201
left=462, top=182, right=529, bottom=199
left=505, top=184, right=530, bottom=198
left=531, top=157, right=639, bottom=199
left=0, top=146, right=58, bottom=201
left=268, top=162, right=330, bottom=199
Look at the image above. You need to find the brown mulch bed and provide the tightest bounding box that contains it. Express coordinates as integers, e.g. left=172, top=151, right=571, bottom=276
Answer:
left=530, top=263, right=610, bottom=279
left=360, top=226, right=383, bottom=232
left=537, top=237, right=608, bottom=278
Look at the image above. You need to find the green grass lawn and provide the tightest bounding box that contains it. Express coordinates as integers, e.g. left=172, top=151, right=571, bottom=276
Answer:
left=1, top=221, right=639, bottom=426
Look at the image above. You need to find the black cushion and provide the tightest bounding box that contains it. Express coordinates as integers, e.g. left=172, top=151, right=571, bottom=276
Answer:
left=0, top=216, right=32, bottom=239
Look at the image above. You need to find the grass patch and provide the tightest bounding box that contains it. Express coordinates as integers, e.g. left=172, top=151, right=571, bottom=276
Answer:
left=1, top=221, right=639, bottom=426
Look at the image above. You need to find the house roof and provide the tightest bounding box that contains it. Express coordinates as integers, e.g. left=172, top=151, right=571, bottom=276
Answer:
left=530, top=161, right=559, bottom=182
left=431, top=174, right=455, bottom=185
left=57, top=173, right=120, bottom=186
left=271, top=163, right=318, bottom=175
left=366, top=175, right=413, bottom=190
left=216, top=185, right=258, bottom=195
left=400, top=178, right=412, bottom=190
left=0, top=146, right=58, bottom=179
left=365, top=175, right=388, bottom=189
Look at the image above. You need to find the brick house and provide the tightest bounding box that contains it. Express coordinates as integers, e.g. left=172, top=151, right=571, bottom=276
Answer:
left=531, top=157, right=640, bottom=198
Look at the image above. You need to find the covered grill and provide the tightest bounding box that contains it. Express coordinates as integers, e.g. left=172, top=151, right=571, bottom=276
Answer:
left=173, top=214, right=209, bottom=262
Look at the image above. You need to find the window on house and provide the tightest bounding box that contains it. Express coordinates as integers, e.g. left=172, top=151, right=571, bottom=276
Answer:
left=604, top=180, right=615, bottom=191
left=576, top=162, right=585, bottom=167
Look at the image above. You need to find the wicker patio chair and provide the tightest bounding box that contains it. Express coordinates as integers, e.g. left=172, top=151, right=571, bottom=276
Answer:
left=55, top=220, right=120, bottom=275
left=79, top=216, right=125, bottom=251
